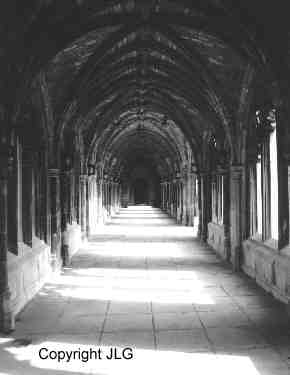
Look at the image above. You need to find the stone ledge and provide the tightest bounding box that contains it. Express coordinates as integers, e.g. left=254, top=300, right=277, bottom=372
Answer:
left=7, top=239, right=49, bottom=271
left=242, top=239, right=290, bottom=304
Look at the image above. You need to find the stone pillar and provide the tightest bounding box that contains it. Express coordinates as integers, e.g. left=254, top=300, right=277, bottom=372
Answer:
left=60, top=170, right=72, bottom=266
left=103, top=181, right=107, bottom=218
left=87, top=176, right=92, bottom=234
left=70, top=173, right=76, bottom=223
left=178, top=180, right=183, bottom=222
left=97, top=180, right=103, bottom=224
left=174, top=181, right=178, bottom=218
left=48, top=168, right=61, bottom=271
left=0, top=146, right=14, bottom=332
left=261, top=140, right=271, bottom=240
left=108, top=182, right=112, bottom=217
left=79, top=175, right=87, bottom=240
left=168, top=182, right=170, bottom=213
left=160, top=183, right=164, bottom=210
left=88, top=175, right=98, bottom=234
left=229, top=165, right=244, bottom=271
left=171, top=181, right=175, bottom=217
left=164, top=183, right=168, bottom=211
left=44, top=158, right=51, bottom=247
left=111, top=183, right=115, bottom=214
left=22, top=148, right=35, bottom=247
left=171, top=182, right=174, bottom=215
left=163, top=183, right=166, bottom=210
left=276, top=106, right=289, bottom=249
left=187, top=173, right=192, bottom=225
left=187, top=173, right=193, bottom=226
left=211, top=174, right=217, bottom=223
left=198, top=172, right=211, bottom=242
left=61, top=171, right=71, bottom=229
left=181, top=177, right=187, bottom=225
left=222, top=171, right=231, bottom=261
left=86, top=177, right=90, bottom=236
left=192, top=173, right=198, bottom=227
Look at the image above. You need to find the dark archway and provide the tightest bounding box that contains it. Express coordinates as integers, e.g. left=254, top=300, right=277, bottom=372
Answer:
left=134, top=178, right=149, bottom=204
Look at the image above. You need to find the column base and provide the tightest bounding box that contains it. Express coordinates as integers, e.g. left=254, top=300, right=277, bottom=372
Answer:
left=231, top=247, right=241, bottom=272
left=61, top=244, right=70, bottom=267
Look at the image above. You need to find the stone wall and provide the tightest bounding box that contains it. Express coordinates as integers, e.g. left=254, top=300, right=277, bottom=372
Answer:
left=7, top=240, right=52, bottom=317
left=242, top=239, right=290, bottom=303
left=207, top=222, right=227, bottom=260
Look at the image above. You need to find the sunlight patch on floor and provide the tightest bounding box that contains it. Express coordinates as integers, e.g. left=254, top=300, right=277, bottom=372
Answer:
left=48, top=268, right=215, bottom=305
left=4, top=342, right=260, bottom=375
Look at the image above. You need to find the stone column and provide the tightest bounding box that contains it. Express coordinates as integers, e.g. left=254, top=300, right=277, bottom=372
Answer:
left=16, top=141, right=23, bottom=245
left=211, top=174, right=217, bottom=224
left=111, top=183, right=115, bottom=214
left=164, top=183, right=168, bottom=211
left=60, top=170, right=71, bottom=266
left=229, top=165, right=244, bottom=271
left=22, top=148, right=35, bottom=247
left=44, top=155, right=51, bottom=246
left=182, top=176, right=187, bottom=225
left=86, top=177, right=90, bottom=236
left=261, top=140, right=271, bottom=240
left=198, top=172, right=211, bottom=242
left=167, top=182, right=171, bottom=214
left=222, top=171, right=231, bottom=261
left=192, top=173, right=198, bottom=227
left=178, top=180, right=183, bottom=223
left=88, top=175, right=98, bottom=235
left=163, top=183, right=165, bottom=210
left=108, top=182, right=112, bottom=217
left=0, top=145, right=14, bottom=332
left=171, top=182, right=174, bottom=215
left=103, top=181, right=108, bottom=218
left=174, top=181, right=178, bottom=218
left=48, top=168, right=61, bottom=271
left=171, top=181, right=175, bottom=217
left=187, top=173, right=193, bottom=226
left=160, top=183, right=164, bottom=210
left=61, top=171, right=71, bottom=230
left=276, top=106, right=289, bottom=249
left=70, top=173, right=76, bottom=223
left=79, top=175, right=87, bottom=240
left=97, top=179, right=103, bottom=224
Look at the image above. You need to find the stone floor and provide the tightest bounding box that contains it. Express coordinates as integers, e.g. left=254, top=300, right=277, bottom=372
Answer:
left=1, top=206, right=290, bottom=374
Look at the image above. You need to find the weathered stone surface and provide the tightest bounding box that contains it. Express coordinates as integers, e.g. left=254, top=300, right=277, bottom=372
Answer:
left=242, top=239, right=290, bottom=303
left=7, top=241, right=52, bottom=317
left=207, top=222, right=226, bottom=260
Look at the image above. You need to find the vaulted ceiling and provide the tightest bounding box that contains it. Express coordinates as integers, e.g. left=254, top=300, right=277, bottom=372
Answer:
left=1, top=0, right=289, bottom=178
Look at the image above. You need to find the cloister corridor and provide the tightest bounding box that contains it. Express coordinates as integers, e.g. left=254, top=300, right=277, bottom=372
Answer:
left=0, top=206, right=290, bottom=375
